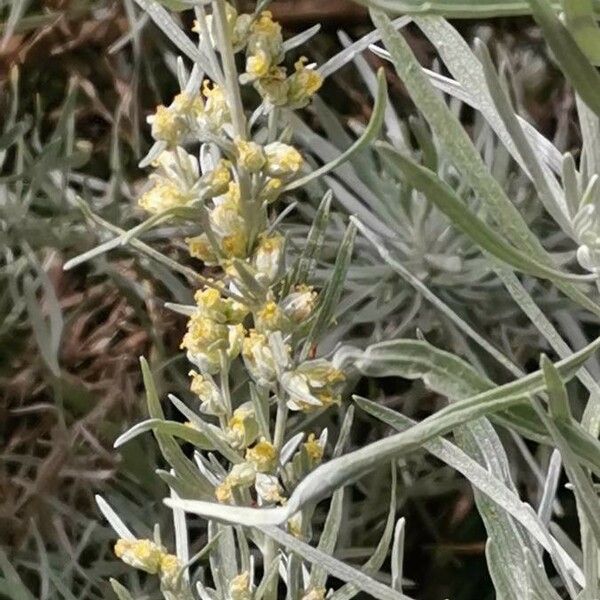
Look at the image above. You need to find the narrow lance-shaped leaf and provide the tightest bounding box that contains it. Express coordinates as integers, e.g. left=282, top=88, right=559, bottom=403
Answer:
left=284, top=69, right=387, bottom=191
left=371, top=7, right=600, bottom=318
left=140, top=357, right=213, bottom=495
left=354, top=0, right=600, bottom=17
left=563, top=0, right=600, bottom=65
left=167, top=334, right=600, bottom=526
left=355, top=398, right=584, bottom=587
left=528, top=0, right=600, bottom=116
left=376, top=143, right=590, bottom=284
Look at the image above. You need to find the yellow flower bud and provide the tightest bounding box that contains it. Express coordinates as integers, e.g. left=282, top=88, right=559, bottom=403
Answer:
left=189, top=370, right=225, bottom=415
left=254, top=233, right=284, bottom=283
left=201, top=80, right=230, bottom=130
left=159, top=553, right=183, bottom=591
left=226, top=403, right=259, bottom=449
left=287, top=57, right=323, bottom=109
left=234, top=139, right=266, bottom=173
left=138, top=179, right=192, bottom=214
left=281, top=285, right=318, bottom=323
left=187, top=234, right=218, bottom=265
left=215, top=481, right=233, bottom=503
left=301, top=587, right=327, bottom=600
left=255, top=300, right=288, bottom=332
left=229, top=571, right=253, bottom=600
left=201, top=159, right=231, bottom=197
left=242, top=330, right=282, bottom=386
left=147, top=105, right=186, bottom=146
left=259, top=177, right=283, bottom=204
left=264, top=142, right=303, bottom=179
left=303, top=433, right=324, bottom=464
left=254, top=66, right=289, bottom=106
left=114, top=539, right=163, bottom=574
left=246, top=49, right=271, bottom=80
left=245, top=438, right=278, bottom=472
left=255, top=472, right=285, bottom=504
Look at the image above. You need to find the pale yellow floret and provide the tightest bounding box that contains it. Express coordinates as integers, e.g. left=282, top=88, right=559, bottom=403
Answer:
left=159, top=553, right=182, bottom=590
left=254, top=233, right=284, bottom=282
left=281, top=285, right=318, bottom=322
left=265, top=142, right=303, bottom=179
left=114, top=539, right=163, bottom=574
left=186, top=234, right=218, bottom=264
left=235, top=138, right=266, bottom=173
left=226, top=404, right=259, bottom=449
left=259, top=177, right=283, bottom=204
left=201, top=159, right=231, bottom=197
left=229, top=571, right=253, bottom=600
left=287, top=57, right=324, bottom=108
left=215, top=481, right=233, bottom=503
left=246, top=50, right=271, bottom=79
left=254, top=66, right=289, bottom=106
left=138, top=180, right=190, bottom=214
left=251, top=10, right=281, bottom=38
left=301, top=587, right=327, bottom=600
left=245, top=437, right=278, bottom=472
left=148, top=105, right=185, bottom=146
left=255, top=300, right=286, bottom=331
left=202, top=80, right=230, bottom=129
left=303, top=433, right=324, bottom=463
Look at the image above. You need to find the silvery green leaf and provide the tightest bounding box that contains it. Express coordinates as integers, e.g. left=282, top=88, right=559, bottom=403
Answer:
left=259, top=524, right=410, bottom=600
left=537, top=450, right=562, bottom=526
left=282, top=24, right=321, bottom=52
left=333, top=406, right=355, bottom=458
left=110, top=579, right=135, bottom=600
left=376, top=143, right=587, bottom=284
left=525, top=549, right=563, bottom=599
left=338, top=31, right=405, bottom=151
left=281, top=433, right=305, bottom=466
left=291, top=190, right=332, bottom=287
left=164, top=302, right=197, bottom=316
left=533, top=368, right=600, bottom=544
left=95, top=496, right=135, bottom=540
left=255, top=557, right=280, bottom=600
left=114, top=417, right=214, bottom=449
left=301, top=223, right=356, bottom=359
left=329, top=466, right=398, bottom=600
left=371, top=7, right=600, bottom=317
left=139, top=140, right=167, bottom=168
left=310, top=489, right=345, bottom=589
left=318, top=16, right=411, bottom=79
left=355, top=0, right=579, bottom=17
left=528, top=0, right=600, bottom=116
left=285, top=70, right=387, bottom=192
left=250, top=383, right=271, bottom=442
left=391, top=518, right=405, bottom=592
left=485, top=539, right=523, bottom=600
left=141, top=358, right=213, bottom=495
left=168, top=394, right=243, bottom=464
left=168, top=333, right=600, bottom=530
left=576, top=96, right=600, bottom=179
left=356, top=398, right=584, bottom=587
left=474, top=38, right=571, bottom=235
left=133, top=0, right=206, bottom=65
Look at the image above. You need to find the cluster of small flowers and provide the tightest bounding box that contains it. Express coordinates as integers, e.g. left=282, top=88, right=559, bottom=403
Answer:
left=194, top=5, right=323, bottom=108
left=116, top=3, right=342, bottom=596
left=114, top=539, right=189, bottom=598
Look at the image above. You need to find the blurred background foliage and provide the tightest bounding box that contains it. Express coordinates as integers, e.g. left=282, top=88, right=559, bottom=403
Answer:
left=0, top=1, right=588, bottom=599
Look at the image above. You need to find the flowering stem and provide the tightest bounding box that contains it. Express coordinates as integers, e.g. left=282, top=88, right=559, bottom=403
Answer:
left=212, top=0, right=246, bottom=139
left=273, top=397, right=288, bottom=452
left=219, top=351, right=233, bottom=416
